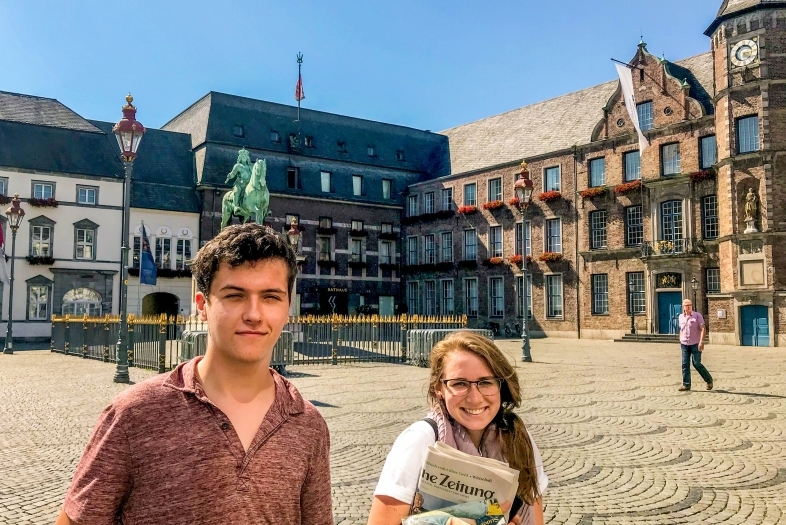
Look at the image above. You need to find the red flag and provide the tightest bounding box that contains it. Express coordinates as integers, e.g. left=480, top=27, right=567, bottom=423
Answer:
left=295, top=73, right=305, bottom=102
left=0, top=222, right=8, bottom=284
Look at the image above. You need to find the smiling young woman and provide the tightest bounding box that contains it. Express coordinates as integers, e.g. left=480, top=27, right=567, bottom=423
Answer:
left=367, top=332, right=548, bottom=525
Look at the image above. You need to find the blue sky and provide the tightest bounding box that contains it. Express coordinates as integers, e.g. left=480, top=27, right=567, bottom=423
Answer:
left=1, top=0, right=721, bottom=131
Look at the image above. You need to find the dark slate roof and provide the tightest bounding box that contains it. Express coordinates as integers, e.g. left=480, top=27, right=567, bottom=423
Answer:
left=0, top=119, right=123, bottom=178
left=0, top=91, right=102, bottom=133
left=163, top=92, right=450, bottom=178
left=706, top=0, right=786, bottom=34
left=199, top=143, right=420, bottom=205
left=90, top=121, right=199, bottom=213
left=440, top=52, right=715, bottom=174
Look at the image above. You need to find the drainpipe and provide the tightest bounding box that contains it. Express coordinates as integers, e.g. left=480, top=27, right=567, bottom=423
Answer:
left=573, top=146, right=581, bottom=340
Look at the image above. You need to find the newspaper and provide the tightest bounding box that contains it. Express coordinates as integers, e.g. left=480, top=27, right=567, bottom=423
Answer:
left=403, top=442, right=519, bottom=525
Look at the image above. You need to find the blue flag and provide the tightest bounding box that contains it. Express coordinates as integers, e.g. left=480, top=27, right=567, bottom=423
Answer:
left=140, top=222, right=157, bottom=286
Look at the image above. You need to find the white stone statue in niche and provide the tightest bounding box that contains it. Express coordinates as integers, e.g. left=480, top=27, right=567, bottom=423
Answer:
left=744, top=188, right=759, bottom=234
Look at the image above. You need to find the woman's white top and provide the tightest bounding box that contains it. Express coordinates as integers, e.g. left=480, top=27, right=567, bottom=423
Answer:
left=373, top=420, right=549, bottom=505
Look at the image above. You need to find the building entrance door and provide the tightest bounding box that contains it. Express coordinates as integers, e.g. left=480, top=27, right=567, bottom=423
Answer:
left=657, top=292, right=682, bottom=334
left=740, top=305, right=769, bottom=346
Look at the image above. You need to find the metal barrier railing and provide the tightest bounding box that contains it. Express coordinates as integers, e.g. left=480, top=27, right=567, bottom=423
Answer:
left=407, top=329, right=494, bottom=367
left=51, top=313, right=468, bottom=371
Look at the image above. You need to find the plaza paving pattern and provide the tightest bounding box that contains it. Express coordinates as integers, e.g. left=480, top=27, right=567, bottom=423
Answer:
left=1, top=339, right=785, bottom=524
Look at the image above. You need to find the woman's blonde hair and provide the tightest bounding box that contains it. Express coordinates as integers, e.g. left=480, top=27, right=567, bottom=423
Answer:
left=427, top=331, right=541, bottom=505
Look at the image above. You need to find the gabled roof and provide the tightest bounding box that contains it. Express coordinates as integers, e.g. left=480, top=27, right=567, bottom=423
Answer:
left=163, top=92, right=451, bottom=178
left=440, top=52, right=715, bottom=175
left=0, top=91, right=102, bottom=133
left=90, top=121, right=199, bottom=213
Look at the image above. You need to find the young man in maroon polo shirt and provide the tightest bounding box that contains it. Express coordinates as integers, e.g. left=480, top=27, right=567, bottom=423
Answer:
left=55, top=223, right=333, bottom=525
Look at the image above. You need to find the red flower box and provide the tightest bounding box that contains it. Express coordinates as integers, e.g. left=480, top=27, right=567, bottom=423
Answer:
left=482, top=200, right=504, bottom=210
left=538, top=252, right=564, bottom=263
left=28, top=197, right=59, bottom=208
left=579, top=187, right=607, bottom=199
left=485, top=257, right=504, bottom=265
left=0, top=195, right=11, bottom=205
left=509, top=197, right=521, bottom=207
left=614, top=180, right=642, bottom=195
left=538, top=191, right=562, bottom=202
left=509, top=254, right=523, bottom=264
left=458, top=205, right=478, bottom=215
left=690, top=169, right=715, bottom=182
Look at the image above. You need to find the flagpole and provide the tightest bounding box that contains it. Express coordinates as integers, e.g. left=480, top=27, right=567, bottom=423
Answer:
left=296, top=52, right=303, bottom=123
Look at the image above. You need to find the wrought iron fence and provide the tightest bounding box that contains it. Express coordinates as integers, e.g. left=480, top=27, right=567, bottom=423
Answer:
left=640, top=238, right=705, bottom=257
left=51, top=313, right=467, bottom=371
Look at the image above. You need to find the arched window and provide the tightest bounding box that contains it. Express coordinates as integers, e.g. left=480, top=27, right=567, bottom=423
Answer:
left=62, top=288, right=102, bottom=316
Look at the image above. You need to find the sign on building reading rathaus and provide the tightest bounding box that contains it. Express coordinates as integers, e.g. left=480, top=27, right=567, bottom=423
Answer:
left=220, top=148, right=272, bottom=230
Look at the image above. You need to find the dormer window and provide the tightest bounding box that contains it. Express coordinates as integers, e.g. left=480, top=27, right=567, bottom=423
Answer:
left=396, top=150, right=406, bottom=161
left=233, top=125, right=245, bottom=138
left=367, top=145, right=376, bottom=157
left=319, top=217, right=332, bottom=229
left=304, top=136, right=314, bottom=148
left=337, top=141, right=348, bottom=153
left=270, top=130, right=280, bottom=143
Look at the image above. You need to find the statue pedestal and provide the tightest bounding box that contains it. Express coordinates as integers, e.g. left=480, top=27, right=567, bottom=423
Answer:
left=744, top=218, right=758, bottom=234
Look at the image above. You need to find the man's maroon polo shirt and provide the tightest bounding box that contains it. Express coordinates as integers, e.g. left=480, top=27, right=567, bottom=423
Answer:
left=64, top=357, right=333, bottom=525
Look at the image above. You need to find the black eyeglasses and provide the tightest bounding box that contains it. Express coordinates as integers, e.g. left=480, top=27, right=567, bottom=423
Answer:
left=440, top=378, right=503, bottom=396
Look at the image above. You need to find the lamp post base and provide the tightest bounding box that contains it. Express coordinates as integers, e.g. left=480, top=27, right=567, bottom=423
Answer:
left=3, top=348, right=13, bottom=355
left=113, top=365, right=130, bottom=383
left=521, top=355, right=533, bottom=362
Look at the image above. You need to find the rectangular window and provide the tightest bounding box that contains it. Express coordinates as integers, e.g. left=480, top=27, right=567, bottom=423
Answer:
left=546, top=274, right=563, bottom=318
left=367, top=146, right=376, bottom=157
left=320, top=171, right=332, bottom=193
left=31, top=226, right=51, bottom=256
left=382, top=179, right=392, bottom=199
left=424, top=281, right=437, bottom=315
left=737, top=116, right=760, bottom=154
left=0, top=177, right=7, bottom=196
left=627, top=271, right=645, bottom=314
left=424, top=192, right=435, bottom=214
left=317, top=236, right=332, bottom=261
left=351, top=220, right=363, bottom=232
left=661, top=143, right=681, bottom=175
left=381, top=222, right=393, bottom=234
left=488, top=178, right=502, bottom=202
left=353, top=175, right=363, bottom=196
left=270, top=130, right=280, bottom=142
left=77, top=186, right=97, bottom=205
left=544, top=166, right=560, bottom=192
left=408, top=195, right=419, bottom=216
left=624, top=150, right=641, bottom=181
left=591, top=274, right=609, bottom=314
left=637, top=101, right=654, bottom=131
left=489, top=277, right=504, bottom=317
left=702, top=195, right=719, bottom=240
left=304, top=136, right=314, bottom=148
left=660, top=200, right=684, bottom=247
left=407, top=282, right=420, bottom=315
left=133, top=236, right=141, bottom=269
left=176, top=239, right=192, bottom=269
left=33, top=183, right=53, bottom=199
left=489, top=226, right=503, bottom=257
left=233, top=125, right=245, bottom=138
left=625, top=205, right=643, bottom=246
left=75, top=229, right=94, bottom=260
left=424, top=234, right=436, bottom=264
left=319, top=217, right=332, bottom=229
left=590, top=210, right=607, bottom=250
left=515, top=221, right=532, bottom=256
left=407, top=236, right=419, bottom=265
left=463, top=229, right=477, bottom=260
left=350, top=239, right=363, bottom=262
left=441, top=280, right=454, bottom=315
left=396, top=150, right=406, bottom=161
left=28, top=285, right=49, bottom=320
left=155, top=238, right=171, bottom=269
left=589, top=158, right=606, bottom=187
left=287, top=168, right=301, bottom=190
left=379, top=241, right=393, bottom=265
left=706, top=268, right=721, bottom=294
left=545, top=218, right=561, bottom=253
left=441, top=232, right=453, bottom=262
left=442, top=188, right=453, bottom=211
left=700, top=135, right=717, bottom=169
left=516, top=275, right=532, bottom=319
left=464, top=279, right=478, bottom=317
left=463, top=183, right=477, bottom=206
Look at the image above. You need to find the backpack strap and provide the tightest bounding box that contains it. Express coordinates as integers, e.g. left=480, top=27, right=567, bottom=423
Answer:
left=423, top=417, right=438, bottom=441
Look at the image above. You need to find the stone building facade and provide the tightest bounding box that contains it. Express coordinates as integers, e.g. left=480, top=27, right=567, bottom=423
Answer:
left=406, top=0, right=786, bottom=346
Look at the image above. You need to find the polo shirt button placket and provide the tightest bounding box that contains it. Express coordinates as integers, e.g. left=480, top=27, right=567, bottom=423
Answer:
left=221, top=422, right=230, bottom=431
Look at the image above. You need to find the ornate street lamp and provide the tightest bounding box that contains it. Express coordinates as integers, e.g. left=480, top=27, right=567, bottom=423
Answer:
left=112, top=94, right=145, bottom=383
left=691, top=276, right=699, bottom=308
left=4, top=194, right=25, bottom=355
left=287, top=217, right=301, bottom=250
left=514, top=162, right=534, bottom=362
left=628, top=276, right=636, bottom=335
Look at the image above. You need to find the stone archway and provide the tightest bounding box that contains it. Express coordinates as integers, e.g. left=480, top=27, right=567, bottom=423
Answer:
left=142, top=292, right=179, bottom=317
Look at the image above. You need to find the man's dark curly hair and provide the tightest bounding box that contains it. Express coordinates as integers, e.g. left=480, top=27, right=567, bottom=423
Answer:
left=191, top=223, right=297, bottom=299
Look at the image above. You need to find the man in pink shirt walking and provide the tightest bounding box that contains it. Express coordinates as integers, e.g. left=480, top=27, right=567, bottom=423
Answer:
left=678, top=299, right=713, bottom=391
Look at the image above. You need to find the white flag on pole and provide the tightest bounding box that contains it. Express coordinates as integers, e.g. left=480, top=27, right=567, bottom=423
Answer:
left=616, top=63, right=649, bottom=152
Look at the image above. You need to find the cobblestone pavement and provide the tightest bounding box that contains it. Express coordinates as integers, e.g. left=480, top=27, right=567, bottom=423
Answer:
left=1, top=339, right=785, bottom=524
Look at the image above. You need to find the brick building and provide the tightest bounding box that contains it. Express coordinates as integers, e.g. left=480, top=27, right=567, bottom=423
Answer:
left=404, top=0, right=786, bottom=346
